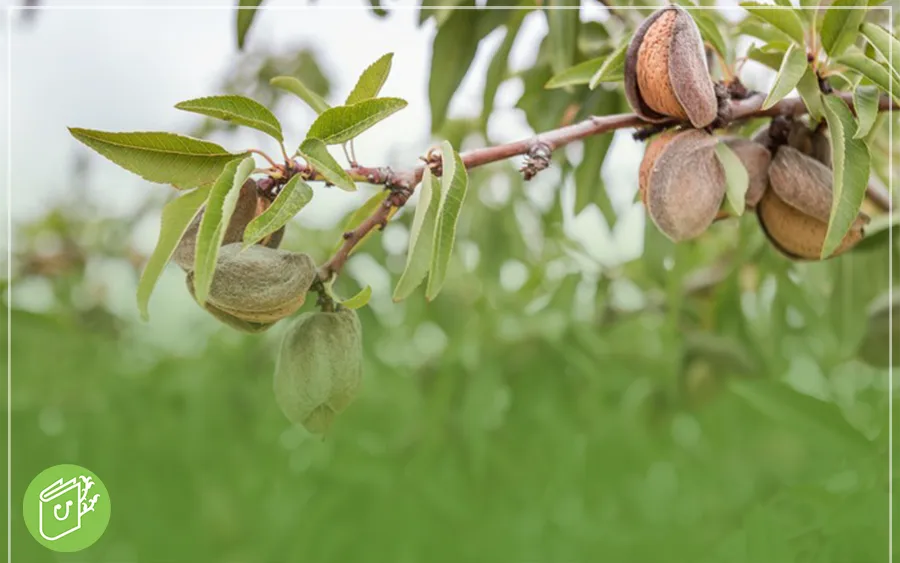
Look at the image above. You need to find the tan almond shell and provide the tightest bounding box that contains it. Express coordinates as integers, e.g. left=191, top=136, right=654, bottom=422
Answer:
left=768, top=146, right=835, bottom=223
left=644, top=129, right=726, bottom=241
left=722, top=137, right=771, bottom=208
left=625, top=6, right=716, bottom=127
left=639, top=130, right=678, bottom=204
left=757, top=189, right=867, bottom=260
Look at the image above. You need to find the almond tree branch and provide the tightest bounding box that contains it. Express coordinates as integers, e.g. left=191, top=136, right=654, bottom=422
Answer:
left=317, top=93, right=897, bottom=281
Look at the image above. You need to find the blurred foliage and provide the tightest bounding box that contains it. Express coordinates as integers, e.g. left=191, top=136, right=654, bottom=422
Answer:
left=5, top=1, right=900, bottom=562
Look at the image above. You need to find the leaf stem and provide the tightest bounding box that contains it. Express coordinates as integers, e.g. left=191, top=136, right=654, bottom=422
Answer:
left=247, top=148, right=279, bottom=168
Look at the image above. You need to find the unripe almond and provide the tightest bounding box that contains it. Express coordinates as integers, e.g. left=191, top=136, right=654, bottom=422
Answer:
left=758, top=146, right=868, bottom=260
left=640, top=129, right=726, bottom=241
left=625, top=6, right=718, bottom=128
left=172, top=178, right=285, bottom=271
left=186, top=243, right=318, bottom=325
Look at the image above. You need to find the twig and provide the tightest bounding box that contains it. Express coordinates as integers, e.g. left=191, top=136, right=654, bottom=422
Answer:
left=315, top=93, right=897, bottom=280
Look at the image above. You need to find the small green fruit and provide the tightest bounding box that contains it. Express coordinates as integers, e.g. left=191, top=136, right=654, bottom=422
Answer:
left=274, top=308, right=364, bottom=434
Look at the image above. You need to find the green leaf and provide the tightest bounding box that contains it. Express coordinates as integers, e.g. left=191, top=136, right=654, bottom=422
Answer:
left=297, top=138, right=356, bottom=192
left=345, top=53, right=394, bottom=105
left=693, top=12, right=728, bottom=61
left=729, top=379, right=871, bottom=454
left=429, top=9, right=480, bottom=132
left=175, top=95, right=283, bottom=143
left=306, top=98, right=407, bottom=145
left=762, top=44, right=808, bottom=109
left=241, top=174, right=314, bottom=249
left=747, top=45, right=787, bottom=70
left=192, top=157, right=256, bottom=305
left=270, top=76, right=331, bottom=115
left=483, top=12, right=525, bottom=129
left=426, top=142, right=469, bottom=301
left=546, top=57, right=607, bottom=89
left=738, top=17, right=793, bottom=44
left=740, top=2, right=806, bottom=45
left=715, top=142, right=750, bottom=217
left=853, top=86, right=880, bottom=139
left=821, top=94, right=871, bottom=259
left=137, top=186, right=211, bottom=320
left=795, top=66, right=825, bottom=121
left=837, top=51, right=900, bottom=102
left=547, top=0, right=579, bottom=75
left=820, top=0, right=866, bottom=57
left=68, top=128, right=248, bottom=189
left=339, top=285, right=372, bottom=309
left=588, top=40, right=627, bottom=88
left=332, top=189, right=391, bottom=254
left=393, top=168, right=442, bottom=301
left=236, top=0, right=263, bottom=50
left=861, top=22, right=900, bottom=82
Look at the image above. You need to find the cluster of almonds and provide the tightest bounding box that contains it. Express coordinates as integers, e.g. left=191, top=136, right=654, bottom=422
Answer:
left=626, top=6, right=868, bottom=259
left=173, top=180, right=363, bottom=433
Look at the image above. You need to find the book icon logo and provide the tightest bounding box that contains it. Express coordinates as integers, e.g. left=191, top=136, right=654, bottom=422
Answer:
left=23, top=465, right=111, bottom=552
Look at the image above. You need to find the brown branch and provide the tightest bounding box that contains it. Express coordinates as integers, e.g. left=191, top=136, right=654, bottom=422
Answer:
left=317, top=93, right=897, bottom=281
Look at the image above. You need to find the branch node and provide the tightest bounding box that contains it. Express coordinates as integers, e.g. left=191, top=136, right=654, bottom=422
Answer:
left=520, top=141, right=552, bottom=181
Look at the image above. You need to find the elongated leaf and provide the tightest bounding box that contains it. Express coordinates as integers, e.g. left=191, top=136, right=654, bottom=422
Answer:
left=270, top=76, right=331, bottom=114
left=546, top=56, right=607, bottom=89
left=693, top=12, right=728, bottom=61
left=340, top=285, right=372, bottom=309
left=738, top=17, right=793, bottom=44
left=236, top=0, right=263, bottom=50
left=429, top=9, right=480, bottom=132
left=861, top=22, right=900, bottom=82
left=747, top=45, right=786, bottom=70
left=193, top=157, right=256, bottom=305
left=795, top=66, right=825, bottom=120
left=346, top=53, right=394, bottom=105
left=242, top=175, right=313, bottom=249
left=483, top=12, right=525, bottom=129
left=547, top=0, right=579, bottom=75
left=729, top=379, right=871, bottom=454
left=821, top=95, right=870, bottom=259
left=715, top=142, right=750, bottom=216
left=762, top=44, right=808, bottom=109
left=588, top=40, right=627, bottom=88
left=297, top=138, right=356, bottom=192
left=68, top=128, right=247, bottom=189
left=853, top=86, right=880, bottom=139
left=426, top=142, right=469, bottom=301
left=838, top=51, right=900, bottom=102
left=740, top=2, right=806, bottom=45
left=175, top=95, right=283, bottom=142
left=575, top=133, right=615, bottom=220
left=137, top=186, right=212, bottom=320
left=820, top=0, right=866, bottom=57
left=393, top=168, right=442, bottom=301
left=307, top=98, right=407, bottom=145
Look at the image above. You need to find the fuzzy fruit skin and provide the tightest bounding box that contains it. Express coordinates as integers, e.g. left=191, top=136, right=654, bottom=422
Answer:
left=625, top=6, right=717, bottom=128
left=172, top=178, right=285, bottom=271
left=640, top=129, right=726, bottom=241
left=274, top=308, right=363, bottom=434
left=758, top=146, right=868, bottom=260
left=186, top=243, right=317, bottom=325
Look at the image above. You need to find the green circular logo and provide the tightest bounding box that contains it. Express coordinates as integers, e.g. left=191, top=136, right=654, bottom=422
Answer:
left=23, top=464, right=111, bottom=552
